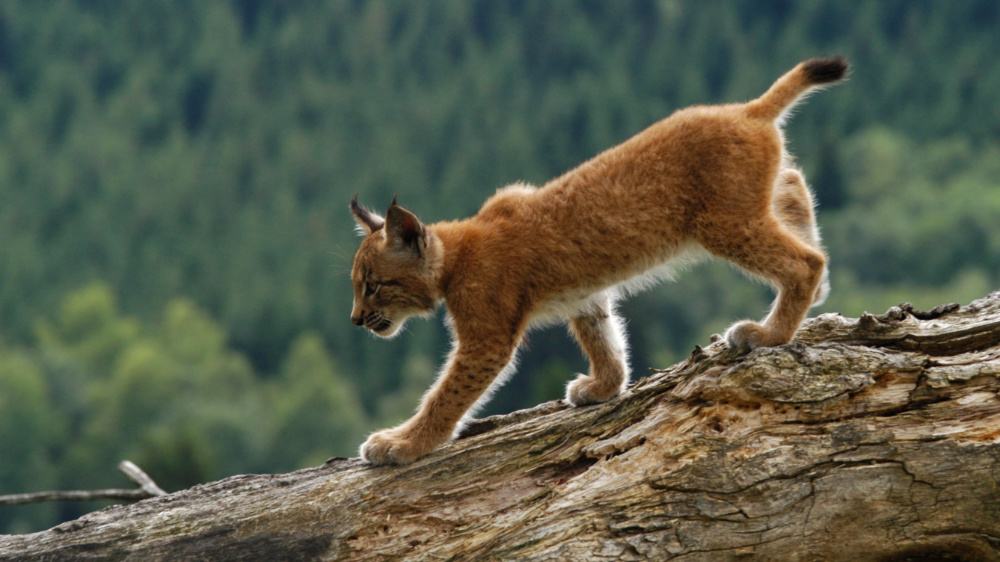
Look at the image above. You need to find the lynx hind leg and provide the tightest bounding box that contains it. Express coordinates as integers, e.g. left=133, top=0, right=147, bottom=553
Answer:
left=566, top=293, right=630, bottom=406
left=773, top=168, right=829, bottom=306
left=716, top=218, right=827, bottom=351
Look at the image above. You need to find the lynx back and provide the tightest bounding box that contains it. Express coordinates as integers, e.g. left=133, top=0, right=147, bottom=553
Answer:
left=350, top=57, right=848, bottom=465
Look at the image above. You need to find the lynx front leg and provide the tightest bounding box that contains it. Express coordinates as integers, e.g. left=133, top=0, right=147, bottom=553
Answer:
left=360, top=340, right=517, bottom=465
left=566, top=293, right=630, bottom=406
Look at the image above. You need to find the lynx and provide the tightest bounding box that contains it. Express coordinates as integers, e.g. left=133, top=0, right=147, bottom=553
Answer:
left=350, top=57, right=848, bottom=465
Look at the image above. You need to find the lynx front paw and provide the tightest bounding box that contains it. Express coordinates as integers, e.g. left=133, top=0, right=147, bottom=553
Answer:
left=359, top=428, right=435, bottom=466
left=566, top=374, right=621, bottom=407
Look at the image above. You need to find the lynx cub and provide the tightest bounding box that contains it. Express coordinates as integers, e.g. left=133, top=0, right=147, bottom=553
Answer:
left=350, top=57, right=847, bottom=465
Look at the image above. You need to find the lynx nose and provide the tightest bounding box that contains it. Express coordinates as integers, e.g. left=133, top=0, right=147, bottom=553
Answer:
left=351, top=314, right=364, bottom=326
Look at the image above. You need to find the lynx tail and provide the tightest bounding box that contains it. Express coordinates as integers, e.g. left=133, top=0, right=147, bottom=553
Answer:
left=747, top=56, right=848, bottom=123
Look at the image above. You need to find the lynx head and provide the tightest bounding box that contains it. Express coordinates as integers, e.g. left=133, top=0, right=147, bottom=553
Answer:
left=349, top=196, right=442, bottom=338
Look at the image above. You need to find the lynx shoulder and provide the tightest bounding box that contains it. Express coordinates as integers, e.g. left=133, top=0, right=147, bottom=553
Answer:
left=350, top=57, right=848, bottom=465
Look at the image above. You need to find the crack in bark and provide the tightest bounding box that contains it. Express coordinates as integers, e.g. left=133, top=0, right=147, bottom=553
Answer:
left=5, top=295, right=1000, bottom=560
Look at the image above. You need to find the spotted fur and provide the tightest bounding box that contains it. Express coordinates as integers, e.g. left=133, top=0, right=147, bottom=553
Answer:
left=350, top=57, right=847, bottom=465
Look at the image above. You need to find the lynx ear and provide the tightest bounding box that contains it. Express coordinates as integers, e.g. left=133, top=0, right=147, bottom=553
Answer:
left=350, top=195, right=385, bottom=236
left=385, top=202, right=427, bottom=255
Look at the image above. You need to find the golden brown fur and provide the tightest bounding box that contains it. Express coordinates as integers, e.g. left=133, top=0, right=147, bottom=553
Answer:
left=350, top=57, right=847, bottom=465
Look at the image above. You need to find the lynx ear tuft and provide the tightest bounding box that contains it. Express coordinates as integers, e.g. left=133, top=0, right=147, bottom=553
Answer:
left=351, top=195, right=385, bottom=236
left=385, top=203, right=426, bottom=255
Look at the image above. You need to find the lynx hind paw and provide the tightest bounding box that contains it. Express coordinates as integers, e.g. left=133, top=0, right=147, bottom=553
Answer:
left=565, top=374, right=622, bottom=407
left=360, top=429, right=433, bottom=466
left=724, top=320, right=769, bottom=351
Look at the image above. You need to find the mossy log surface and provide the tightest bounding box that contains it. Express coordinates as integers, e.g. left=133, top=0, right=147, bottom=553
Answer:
left=3, top=293, right=1000, bottom=561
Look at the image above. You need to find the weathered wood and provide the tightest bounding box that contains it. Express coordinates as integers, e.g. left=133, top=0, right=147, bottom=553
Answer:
left=3, top=293, right=1000, bottom=561
left=0, top=461, right=165, bottom=506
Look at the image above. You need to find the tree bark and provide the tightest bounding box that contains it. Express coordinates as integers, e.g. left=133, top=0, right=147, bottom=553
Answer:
left=3, top=293, right=1000, bottom=561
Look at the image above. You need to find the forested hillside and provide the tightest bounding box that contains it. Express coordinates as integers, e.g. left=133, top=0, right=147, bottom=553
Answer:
left=2, top=0, right=999, bottom=533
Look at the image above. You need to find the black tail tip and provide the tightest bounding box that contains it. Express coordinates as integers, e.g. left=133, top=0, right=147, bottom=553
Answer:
left=802, top=56, right=848, bottom=84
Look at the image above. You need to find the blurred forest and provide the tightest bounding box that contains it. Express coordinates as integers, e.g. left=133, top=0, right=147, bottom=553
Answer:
left=1, top=0, right=999, bottom=533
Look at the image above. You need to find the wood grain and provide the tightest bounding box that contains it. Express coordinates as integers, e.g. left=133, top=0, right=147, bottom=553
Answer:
left=3, top=293, right=1000, bottom=561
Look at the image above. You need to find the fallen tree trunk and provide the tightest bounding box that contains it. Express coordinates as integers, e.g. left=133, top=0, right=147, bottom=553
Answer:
left=3, top=293, right=1000, bottom=561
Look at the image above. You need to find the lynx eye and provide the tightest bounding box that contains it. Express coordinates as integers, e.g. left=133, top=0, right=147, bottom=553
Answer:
left=364, top=281, right=381, bottom=297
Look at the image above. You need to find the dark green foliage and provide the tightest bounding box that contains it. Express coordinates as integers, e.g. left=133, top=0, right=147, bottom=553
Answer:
left=1, top=0, right=998, bottom=533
